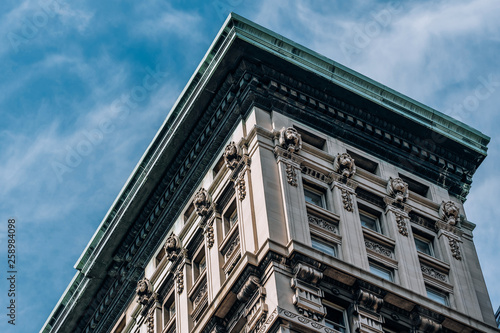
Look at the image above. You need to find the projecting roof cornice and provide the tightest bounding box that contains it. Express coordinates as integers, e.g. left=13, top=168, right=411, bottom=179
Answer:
left=42, top=13, right=489, bottom=333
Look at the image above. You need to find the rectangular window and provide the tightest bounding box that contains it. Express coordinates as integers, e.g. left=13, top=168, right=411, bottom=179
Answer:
left=369, top=262, right=393, bottom=282
left=193, top=247, right=206, bottom=282
left=414, top=235, right=434, bottom=257
left=426, top=286, right=449, bottom=306
left=311, top=237, right=336, bottom=257
left=163, top=293, right=175, bottom=328
left=304, top=185, right=326, bottom=209
left=360, top=212, right=381, bottom=233
left=399, top=174, right=429, bottom=198
left=347, top=150, right=378, bottom=174
left=223, top=200, right=238, bottom=236
left=324, top=305, right=348, bottom=333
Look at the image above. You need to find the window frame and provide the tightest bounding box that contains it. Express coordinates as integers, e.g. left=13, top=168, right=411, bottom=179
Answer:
left=192, top=245, right=207, bottom=284
left=222, top=198, right=238, bottom=237
left=369, top=261, right=394, bottom=282
left=311, top=236, right=337, bottom=257
left=426, top=286, right=449, bottom=306
left=414, top=233, right=435, bottom=257
left=304, top=184, right=327, bottom=209
left=323, top=302, right=349, bottom=333
left=162, top=290, right=176, bottom=329
left=360, top=211, right=382, bottom=233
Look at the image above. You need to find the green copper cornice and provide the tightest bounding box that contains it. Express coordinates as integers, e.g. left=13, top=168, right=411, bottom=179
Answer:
left=228, top=13, right=489, bottom=155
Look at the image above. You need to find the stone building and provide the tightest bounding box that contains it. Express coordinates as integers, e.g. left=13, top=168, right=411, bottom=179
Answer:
left=42, top=14, right=499, bottom=333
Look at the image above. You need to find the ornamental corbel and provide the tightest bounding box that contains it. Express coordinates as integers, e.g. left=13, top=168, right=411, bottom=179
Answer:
left=387, top=177, right=409, bottom=204
left=333, top=152, right=356, bottom=178
left=136, top=277, right=157, bottom=313
left=279, top=127, right=302, bottom=153
left=439, top=201, right=460, bottom=226
left=164, top=233, right=182, bottom=262
left=194, top=188, right=212, bottom=217
left=223, top=141, right=242, bottom=170
left=411, top=307, right=443, bottom=333
left=290, top=263, right=326, bottom=321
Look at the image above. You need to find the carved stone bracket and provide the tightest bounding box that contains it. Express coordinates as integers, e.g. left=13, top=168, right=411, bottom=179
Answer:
left=291, top=263, right=326, bottom=321
left=164, top=233, right=182, bottom=262
left=237, top=276, right=268, bottom=333
left=224, top=141, right=242, bottom=170
left=411, top=306, right=444, bottom=333
left=439, top=201, right=460, bottom=226
left=136, top=277, right=156, bottom=306
left=333, top=152, right=356, bottom=178
left=279, top=127, right=302, bottom=153
left=194, top=188, right=213, bottom=217
left=387, top=177, right=409, bottom=203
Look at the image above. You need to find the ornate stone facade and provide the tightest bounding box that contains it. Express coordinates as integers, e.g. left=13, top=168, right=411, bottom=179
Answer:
left=194, top=188, right=212, bottom=217
left=279, top=127, right=302, bottom=153
left=387, top=177, right=409, bottom=203
left=333, top=152, right=356, bottom=178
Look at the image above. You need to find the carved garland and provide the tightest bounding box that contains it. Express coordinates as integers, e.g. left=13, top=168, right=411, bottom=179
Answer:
left=286, top=163, right=298, bottom=187
left=341, top=188, right=353, bottom=211
left=446, top=235, right=462, bottom=260
left=147, top=311, right=154, bottom=333
left=204, top=219, right=214, bottom=249
left=176, top=270, right=184, bottom=294
left=395, top=212, right=408, bottom=237
left=237, top=173, right=246, bottom=201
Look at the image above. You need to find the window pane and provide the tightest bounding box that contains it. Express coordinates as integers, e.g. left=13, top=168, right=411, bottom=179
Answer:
left=360, top=213, right=379, bottom=232
left=426, top=287, right=448, bottom=305
left=304, top=188, right=324, bottom=208
left=370, top=263, right=393, bottom=281
left=312, top=238, right=336, bottom=257
left=325, top=306, right=346, bottom=333
left=414, top=238, right=432, bottom=256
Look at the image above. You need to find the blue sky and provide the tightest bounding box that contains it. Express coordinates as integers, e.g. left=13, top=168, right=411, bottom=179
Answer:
left=0, top=0, right=499, bottom=332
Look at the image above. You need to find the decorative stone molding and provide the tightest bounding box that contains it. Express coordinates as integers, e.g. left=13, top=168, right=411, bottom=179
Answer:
left=136, top=277, right=155, bottom=306
left=420, top=265, right=447, bottom=282
left=279, top=127, right=302, bottom=153
left=147, top=311, right=154, bottom=333
left=439, top=201, right=459, bottom=226
left=410, top=306, right=444, bottom=333
left=365, top=240, right=392, bottom=258
left=387, top=177, right=409, bottom=203
left=194, top=188, right=212, bottom=217
left=224, top=234, right=240, bottom=260
left=286, top=163, right=298, bottom=187
left=175, top=270, right=184, bottom=294
left=301, top=165, right=334, bottom=184
left=223, top=141, right=242, bottom=170
left=307, top=214, right=338, bottom=234
left=278, top=307, right=339, bottom=333
left=193, top=282, right=208, bottom=307
left=333, top=152, right=356, bottom=178
left=236, top=173, right=246, bottom=200
left=291, top=263, right=326, bottom=321
left=341, top=188, right=353, bottom=211
left=445, top=234, right=462, bottom=260
left=395, top=212, right=408, bottom=237
left=237, top=275, right=260, bottom=302
left=164, top=233, right=182, bottom=262
left=357, top=289, right=384, bottom=312
left=204, top=219, right=215, bottom=249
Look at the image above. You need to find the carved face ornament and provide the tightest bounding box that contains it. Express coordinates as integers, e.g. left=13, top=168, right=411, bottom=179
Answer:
left=388, top=177, right=408, bottom=203
left=223, top=142, right=241, bottom=169
left=333, top=153, right=356, bottom=178
left=279, top=127, right=302, bottom=153
left=441, top=201, right=459, bottom=225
